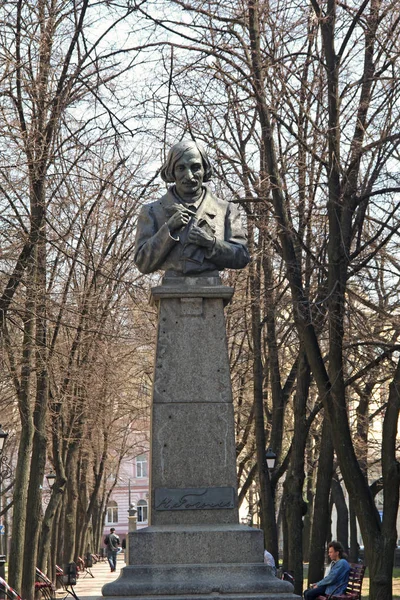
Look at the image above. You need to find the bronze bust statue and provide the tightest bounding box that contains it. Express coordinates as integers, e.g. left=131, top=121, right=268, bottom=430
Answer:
left=134, top=140, right=250, bottom=275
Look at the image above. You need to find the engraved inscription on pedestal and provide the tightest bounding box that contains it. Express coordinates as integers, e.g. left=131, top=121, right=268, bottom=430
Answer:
left=155, top=487, right=236, bottom=511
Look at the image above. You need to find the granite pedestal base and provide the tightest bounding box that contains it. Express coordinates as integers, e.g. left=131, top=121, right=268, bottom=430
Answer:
left=102, top=276, right=299, bottom=600
left=102, top=561, right=294, bottom=598
left=102, top=596, right=296, bottom=600
left=102, top=524, right=298, bottom=599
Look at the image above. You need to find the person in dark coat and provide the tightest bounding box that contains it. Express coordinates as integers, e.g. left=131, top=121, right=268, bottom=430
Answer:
left=104, top=527, right=120, bottom=572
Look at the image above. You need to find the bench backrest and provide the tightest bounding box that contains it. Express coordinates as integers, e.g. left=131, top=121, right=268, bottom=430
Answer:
left=343, top=563, right=366, bottom=598
left=55, top=565, right=64, bottom=578
left=0, top=576, right=23, bottom=600
left=35, top=568, right=52, bottom=587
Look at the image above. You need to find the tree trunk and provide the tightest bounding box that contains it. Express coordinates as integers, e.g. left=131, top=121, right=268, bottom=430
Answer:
left=8, top=265, right=35, bottom=591
left=368, top=355, right=400, bottom=599
left=349, top=505, right=359, bottom=563
left=8, top=425, right=33, bottom=591
left=281, top=500, right=288, bottom=570
left=331, top=477, right=348, bottom=550
left=308, top=421, right=334, bottom=585
left=22, top=183, right=49, bottom=600
left=283, top=351, right=310, bottom=595
left=264, top=250, right=284, bottom=460
left=247, top=218, right=278, bottom=560
left=38, top=483, right=64, bottom=576
left=63, top=447, right=80, bottom=563
left=56, top=498, right=67, bottom=569
left=302, top=470, right=314, bottom=564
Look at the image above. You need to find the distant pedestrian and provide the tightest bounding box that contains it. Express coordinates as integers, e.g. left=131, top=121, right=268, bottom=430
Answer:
left=264, top=549, right=277, bottom=576
left=104, top=527, right=120, bottom=572
left=304, top=541, right=350, bottom=599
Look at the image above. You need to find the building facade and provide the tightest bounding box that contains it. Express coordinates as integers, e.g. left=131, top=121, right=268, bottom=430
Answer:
left=102, top=451, right=149, bottom=547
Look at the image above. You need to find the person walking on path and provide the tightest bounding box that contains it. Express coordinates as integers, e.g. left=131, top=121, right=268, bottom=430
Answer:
left=304, top=541, right=350, bottom=599
left=104, top=527, right=120, bottom=572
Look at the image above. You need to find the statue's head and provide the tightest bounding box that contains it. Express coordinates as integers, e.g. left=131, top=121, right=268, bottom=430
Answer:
left=160, top=140, right=213, bottom=184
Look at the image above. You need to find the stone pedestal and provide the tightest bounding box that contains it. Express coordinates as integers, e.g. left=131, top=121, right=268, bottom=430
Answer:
left=102, top=274, right=298, bottom=600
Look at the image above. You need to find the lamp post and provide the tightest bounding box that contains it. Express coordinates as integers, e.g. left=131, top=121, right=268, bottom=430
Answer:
left=128, top=502, right=137, bottom=518
left=126, top=502, right=137, bottom=565
left=265, top=448, right=277, bottom=471
left=0, top=426, right=8, bottom=455
left=46, top=471, right=57, bottom=489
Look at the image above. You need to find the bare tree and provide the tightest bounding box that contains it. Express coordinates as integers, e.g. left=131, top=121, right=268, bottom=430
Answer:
left=128, top=1, right=400, bottom=597
left=0, top=0, right=158, bottom=596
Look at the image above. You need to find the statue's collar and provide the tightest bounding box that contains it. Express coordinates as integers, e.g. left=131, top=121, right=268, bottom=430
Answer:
left=170, top=185, right=205, bottom=210
left=161, top=186, right=216, bottom=216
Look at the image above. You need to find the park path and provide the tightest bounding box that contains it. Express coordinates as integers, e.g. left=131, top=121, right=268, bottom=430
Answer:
left=69, top=553, right=125, bottom=600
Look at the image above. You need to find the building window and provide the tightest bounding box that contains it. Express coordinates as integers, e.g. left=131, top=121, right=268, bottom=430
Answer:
left=136, top=454, right=148, bottom=478
left=106, top=500, right=118, bottom=524
left=137, top=499, right=148, bottom=523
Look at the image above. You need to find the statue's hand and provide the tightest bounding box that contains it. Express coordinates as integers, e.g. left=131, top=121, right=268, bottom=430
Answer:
left=167, top=206, right=195, bottom=233
left=187, top=225, right=215, bottom=249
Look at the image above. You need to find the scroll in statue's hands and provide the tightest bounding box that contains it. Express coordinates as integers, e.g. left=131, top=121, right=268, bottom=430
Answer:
left=187, top=224, right=215, bottom=249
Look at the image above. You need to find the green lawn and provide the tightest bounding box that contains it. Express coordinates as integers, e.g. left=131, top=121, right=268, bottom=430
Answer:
left=361, top=566, right=400, bottom=599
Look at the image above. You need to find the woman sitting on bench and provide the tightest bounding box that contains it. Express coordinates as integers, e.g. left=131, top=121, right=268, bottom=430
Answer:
left=304, top=541, right=350, bottom=599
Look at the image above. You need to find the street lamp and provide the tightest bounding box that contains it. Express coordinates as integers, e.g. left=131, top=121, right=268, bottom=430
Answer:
left=0, top=426, right=8, bottom=455
left=265, top=448, right=277, bottom=471
left=125, top=502, right=137, bottom=563
left=128, top=502, right=137, bottom=517
left=46, top=471, right=57, bottom=489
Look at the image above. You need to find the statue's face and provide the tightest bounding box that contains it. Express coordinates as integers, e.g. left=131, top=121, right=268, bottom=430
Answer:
left=173, top=148, right=204, bottom=201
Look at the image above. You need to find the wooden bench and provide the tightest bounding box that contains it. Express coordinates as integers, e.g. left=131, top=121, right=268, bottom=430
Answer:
left=0, top=577, right=23, bottom=600
left=91, top=554, right=102, bottom=564
left=76, top=556, right=93, bottom=579
left=56, top=565, right=65, bottom=590
left=0, top=572, right=68, bottom=600
left=83, top=554, right=94, bottom=578
left=97, top=548, right=107, bottom=563
left=317, top=563, right=366, bottom=600
left=56, top=563, right=80, bottom=600
left=35, top=567, right=55, bottom=600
